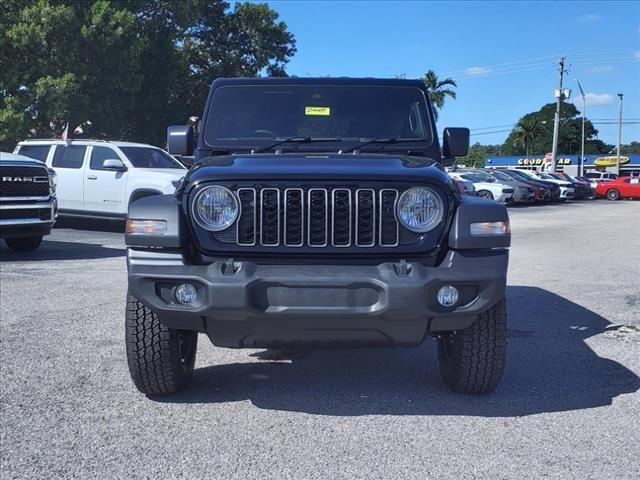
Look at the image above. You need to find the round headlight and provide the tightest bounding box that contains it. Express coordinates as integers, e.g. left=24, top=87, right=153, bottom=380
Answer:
left=397, top=187, right=443, bottom=233
left=192, top=186, right=239, bottom=231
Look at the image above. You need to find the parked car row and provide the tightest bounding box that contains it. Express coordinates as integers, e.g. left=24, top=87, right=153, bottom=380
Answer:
left=448, top=167, right=640, bottom=204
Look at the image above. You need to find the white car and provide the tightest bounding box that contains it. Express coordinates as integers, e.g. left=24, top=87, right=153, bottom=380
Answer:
left=449, top=171, right=514, bottom=203
left=14, top=139, right=186, bottom=219
left=533, top=172, right=575, bottom=201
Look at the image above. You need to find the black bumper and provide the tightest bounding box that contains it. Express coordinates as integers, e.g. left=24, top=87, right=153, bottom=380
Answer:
left=128, top=249, right=508, bottom=348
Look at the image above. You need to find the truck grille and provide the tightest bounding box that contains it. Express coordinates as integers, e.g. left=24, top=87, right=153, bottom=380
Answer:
left=227, top=187, right=401, bottom=248
left=0, top=166, right=50, bottom=198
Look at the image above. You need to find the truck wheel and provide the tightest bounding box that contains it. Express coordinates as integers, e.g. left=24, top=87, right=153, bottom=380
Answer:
left=606, top=189, right=620, bottom=201
left=477, top=190, right=494, bottom=200
left=125, top=292, right=197, bottom=395
left=4, top=236, right=43, bottom=252
left=437, top=298, right=507, bottom=394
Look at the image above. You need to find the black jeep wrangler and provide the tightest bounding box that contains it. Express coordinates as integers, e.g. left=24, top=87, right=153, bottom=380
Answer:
left=125, top=78, right=510, bottom=396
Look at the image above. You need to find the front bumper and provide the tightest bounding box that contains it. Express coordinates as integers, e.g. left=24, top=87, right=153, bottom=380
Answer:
left=128, top=249, right=509, bottom=348
left=0, top=200, right=57, bottom=239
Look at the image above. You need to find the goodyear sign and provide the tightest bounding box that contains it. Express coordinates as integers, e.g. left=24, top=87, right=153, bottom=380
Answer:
left=517, top=158, right=572, bottom=166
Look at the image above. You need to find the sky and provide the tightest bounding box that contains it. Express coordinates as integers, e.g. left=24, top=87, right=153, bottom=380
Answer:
left=263, top=0, right=640, bottom=147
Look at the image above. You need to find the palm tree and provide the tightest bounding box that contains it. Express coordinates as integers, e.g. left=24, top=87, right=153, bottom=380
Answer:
left=513, top=117, right=545, bottom=158
left=421, top=70, right=457, bottom=120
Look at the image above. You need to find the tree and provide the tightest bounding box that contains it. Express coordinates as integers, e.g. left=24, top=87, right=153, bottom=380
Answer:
left=513, top=116, right=545, bottom=158
left=501, top=102, right=611, bottom=156
left=459, top=142, right=503, bottom=168
left=421, top=70, right=457, bottom=120
left=0, top=1, right=296, bottom=150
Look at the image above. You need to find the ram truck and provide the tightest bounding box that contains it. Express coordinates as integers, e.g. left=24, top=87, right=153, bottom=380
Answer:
left=125, top=78, right=510, bottom=396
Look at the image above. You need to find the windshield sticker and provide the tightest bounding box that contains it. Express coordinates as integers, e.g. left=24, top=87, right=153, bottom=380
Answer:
left=305, top=106, right=331, bottom=116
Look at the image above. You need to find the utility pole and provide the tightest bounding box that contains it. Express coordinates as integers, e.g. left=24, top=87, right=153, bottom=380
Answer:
left=616, top=93, right=623, bottom=176
left=576, top=79, right=586, bottom=176
left=550, top=56, right=566, bottom=172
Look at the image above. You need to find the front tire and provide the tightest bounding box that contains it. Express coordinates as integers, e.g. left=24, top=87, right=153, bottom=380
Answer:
left=125, top=292, right=198, bottom=395
left=606, top=189, right=620, bottom=201
left=477, top=190, right=494, bottom=200
left=437, top=298, right=507, bottom=394
left=5, top=236, right=43, bottom=252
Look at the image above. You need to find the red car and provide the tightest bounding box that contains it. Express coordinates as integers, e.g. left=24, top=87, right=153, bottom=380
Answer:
left=595, top=176, right=640, bottom=200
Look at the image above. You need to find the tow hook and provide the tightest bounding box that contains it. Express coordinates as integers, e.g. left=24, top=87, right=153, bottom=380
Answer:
left=222, top=257, right=239, bottom=275
left=394, top=259, right=412, bottom=276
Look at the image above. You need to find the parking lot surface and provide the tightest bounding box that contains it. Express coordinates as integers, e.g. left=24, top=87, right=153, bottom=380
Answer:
left=1, top=201, right=639, bottom=479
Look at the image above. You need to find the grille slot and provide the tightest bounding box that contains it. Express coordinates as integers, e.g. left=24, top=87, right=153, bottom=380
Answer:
left=260, top=188, right=280, bottom=246
left=308, top=189, right=328, bottom=247
left=284, top=188, right=304, bottom=246
left=236, top=188, right=256, bottom=246
left=0, top=166, right=50, bottom=198
left=331, top=189, right=351, bottom=247
left=379, top=189, right=399, bottom=246
left=356, top=189, right=375, bottom=247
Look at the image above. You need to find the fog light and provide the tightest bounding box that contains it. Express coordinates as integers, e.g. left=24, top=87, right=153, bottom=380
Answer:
left=437, top=285, right=459, bottom=307
left=175, top=284, right=198, bottom=305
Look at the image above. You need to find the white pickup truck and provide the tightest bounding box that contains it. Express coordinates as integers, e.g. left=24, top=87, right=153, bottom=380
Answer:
left=14, top=140, right=186, bottom=219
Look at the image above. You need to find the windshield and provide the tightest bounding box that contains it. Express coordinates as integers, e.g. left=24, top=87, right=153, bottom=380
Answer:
left=489, top=170, right=513, bottom=182
left=120, top=147, right=184, bottom=169
left=204, top=85, right=433, bottom=150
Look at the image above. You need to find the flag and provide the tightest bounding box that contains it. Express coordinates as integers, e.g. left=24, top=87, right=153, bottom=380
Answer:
left=61, top=122, right=69, bottom=141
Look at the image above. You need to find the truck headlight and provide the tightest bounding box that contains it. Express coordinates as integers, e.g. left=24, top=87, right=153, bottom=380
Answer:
left=397, top=187, right=443, bottom=233
left=192, top=185, right=239, bottom=231
left=48, top=169, right=57, bottom=193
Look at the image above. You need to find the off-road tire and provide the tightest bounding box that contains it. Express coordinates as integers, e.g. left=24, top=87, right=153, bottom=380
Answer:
left=125, top=292, right=197, bottom=395
left=477, top=190, right=494, bottom=200
left=437, top=297, right=507, bottom=394
left=5, top=236, right=43, bottom=252
left=606, top=189, right=620, bottom=201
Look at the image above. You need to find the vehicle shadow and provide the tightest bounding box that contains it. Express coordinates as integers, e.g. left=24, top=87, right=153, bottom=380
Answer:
left=0, top=240, right=124, bottom=261
left=55, top=217, right=125, bottom=233
left=153, top=286, right=640, bottom=417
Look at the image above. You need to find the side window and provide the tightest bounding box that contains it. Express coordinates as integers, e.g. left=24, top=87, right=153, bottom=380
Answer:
left=52, top=145, right=87, bottom=169
left=17, top=145, right=50, bottom=161
left=90, top=146, right=119, bottom=171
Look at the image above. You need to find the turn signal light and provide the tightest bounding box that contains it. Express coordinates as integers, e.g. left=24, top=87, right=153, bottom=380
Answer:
left=126, top=219, right=167, bottom=234
left=469, top=221, right=510, bottom=236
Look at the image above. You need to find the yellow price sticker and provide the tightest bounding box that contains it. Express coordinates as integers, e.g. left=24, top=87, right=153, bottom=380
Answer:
left=305, top=106, right=331, bottom=116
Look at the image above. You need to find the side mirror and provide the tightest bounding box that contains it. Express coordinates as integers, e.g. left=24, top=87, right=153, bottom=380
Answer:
left=442, top=127, right=470, bottom=166
left=167, top=125, right=194, bottom=156
left=103, top=159, right=127, bottom=172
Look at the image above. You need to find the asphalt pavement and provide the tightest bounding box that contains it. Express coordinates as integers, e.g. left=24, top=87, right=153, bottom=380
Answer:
left=1, top=200, right=639, bottom=479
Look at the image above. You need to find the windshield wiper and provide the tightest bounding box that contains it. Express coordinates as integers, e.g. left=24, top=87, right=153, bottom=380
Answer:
left=253, top=137, right=340, bottom=153
left=342, top=137, right=428, bottom=153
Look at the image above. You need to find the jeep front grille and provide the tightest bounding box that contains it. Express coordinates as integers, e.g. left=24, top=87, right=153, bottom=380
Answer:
left=230, top=187, right=400, bottom=248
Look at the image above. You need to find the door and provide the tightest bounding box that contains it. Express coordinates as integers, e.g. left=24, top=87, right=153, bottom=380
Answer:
left=50, top=144, right=88, bottom=211
left=83, top=146, right=128, bottom=215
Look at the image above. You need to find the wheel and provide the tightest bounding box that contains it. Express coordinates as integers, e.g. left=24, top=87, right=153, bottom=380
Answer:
left=606, top=189, right=620, bottom=201
left=477, top=190, right=494, bottom=200
left=437, top=297, right=507, bottom=394
left=125, top=292, right=198, bottom=395
left=4, top=236, right=43, bottom=252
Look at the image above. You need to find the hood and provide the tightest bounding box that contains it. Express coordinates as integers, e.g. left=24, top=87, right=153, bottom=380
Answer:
left=187, top=153, right=449, bottom=184
left=135, top=168, right=186, bottom=179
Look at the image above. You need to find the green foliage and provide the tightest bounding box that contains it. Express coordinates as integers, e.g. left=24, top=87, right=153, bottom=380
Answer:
left=458, top=142, right=503, bottom=168
left=501, top=102, right=612, bottom=156
left=421, top=70, right=457, bottom=120
left=0, top=1, right=296, bottom=150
